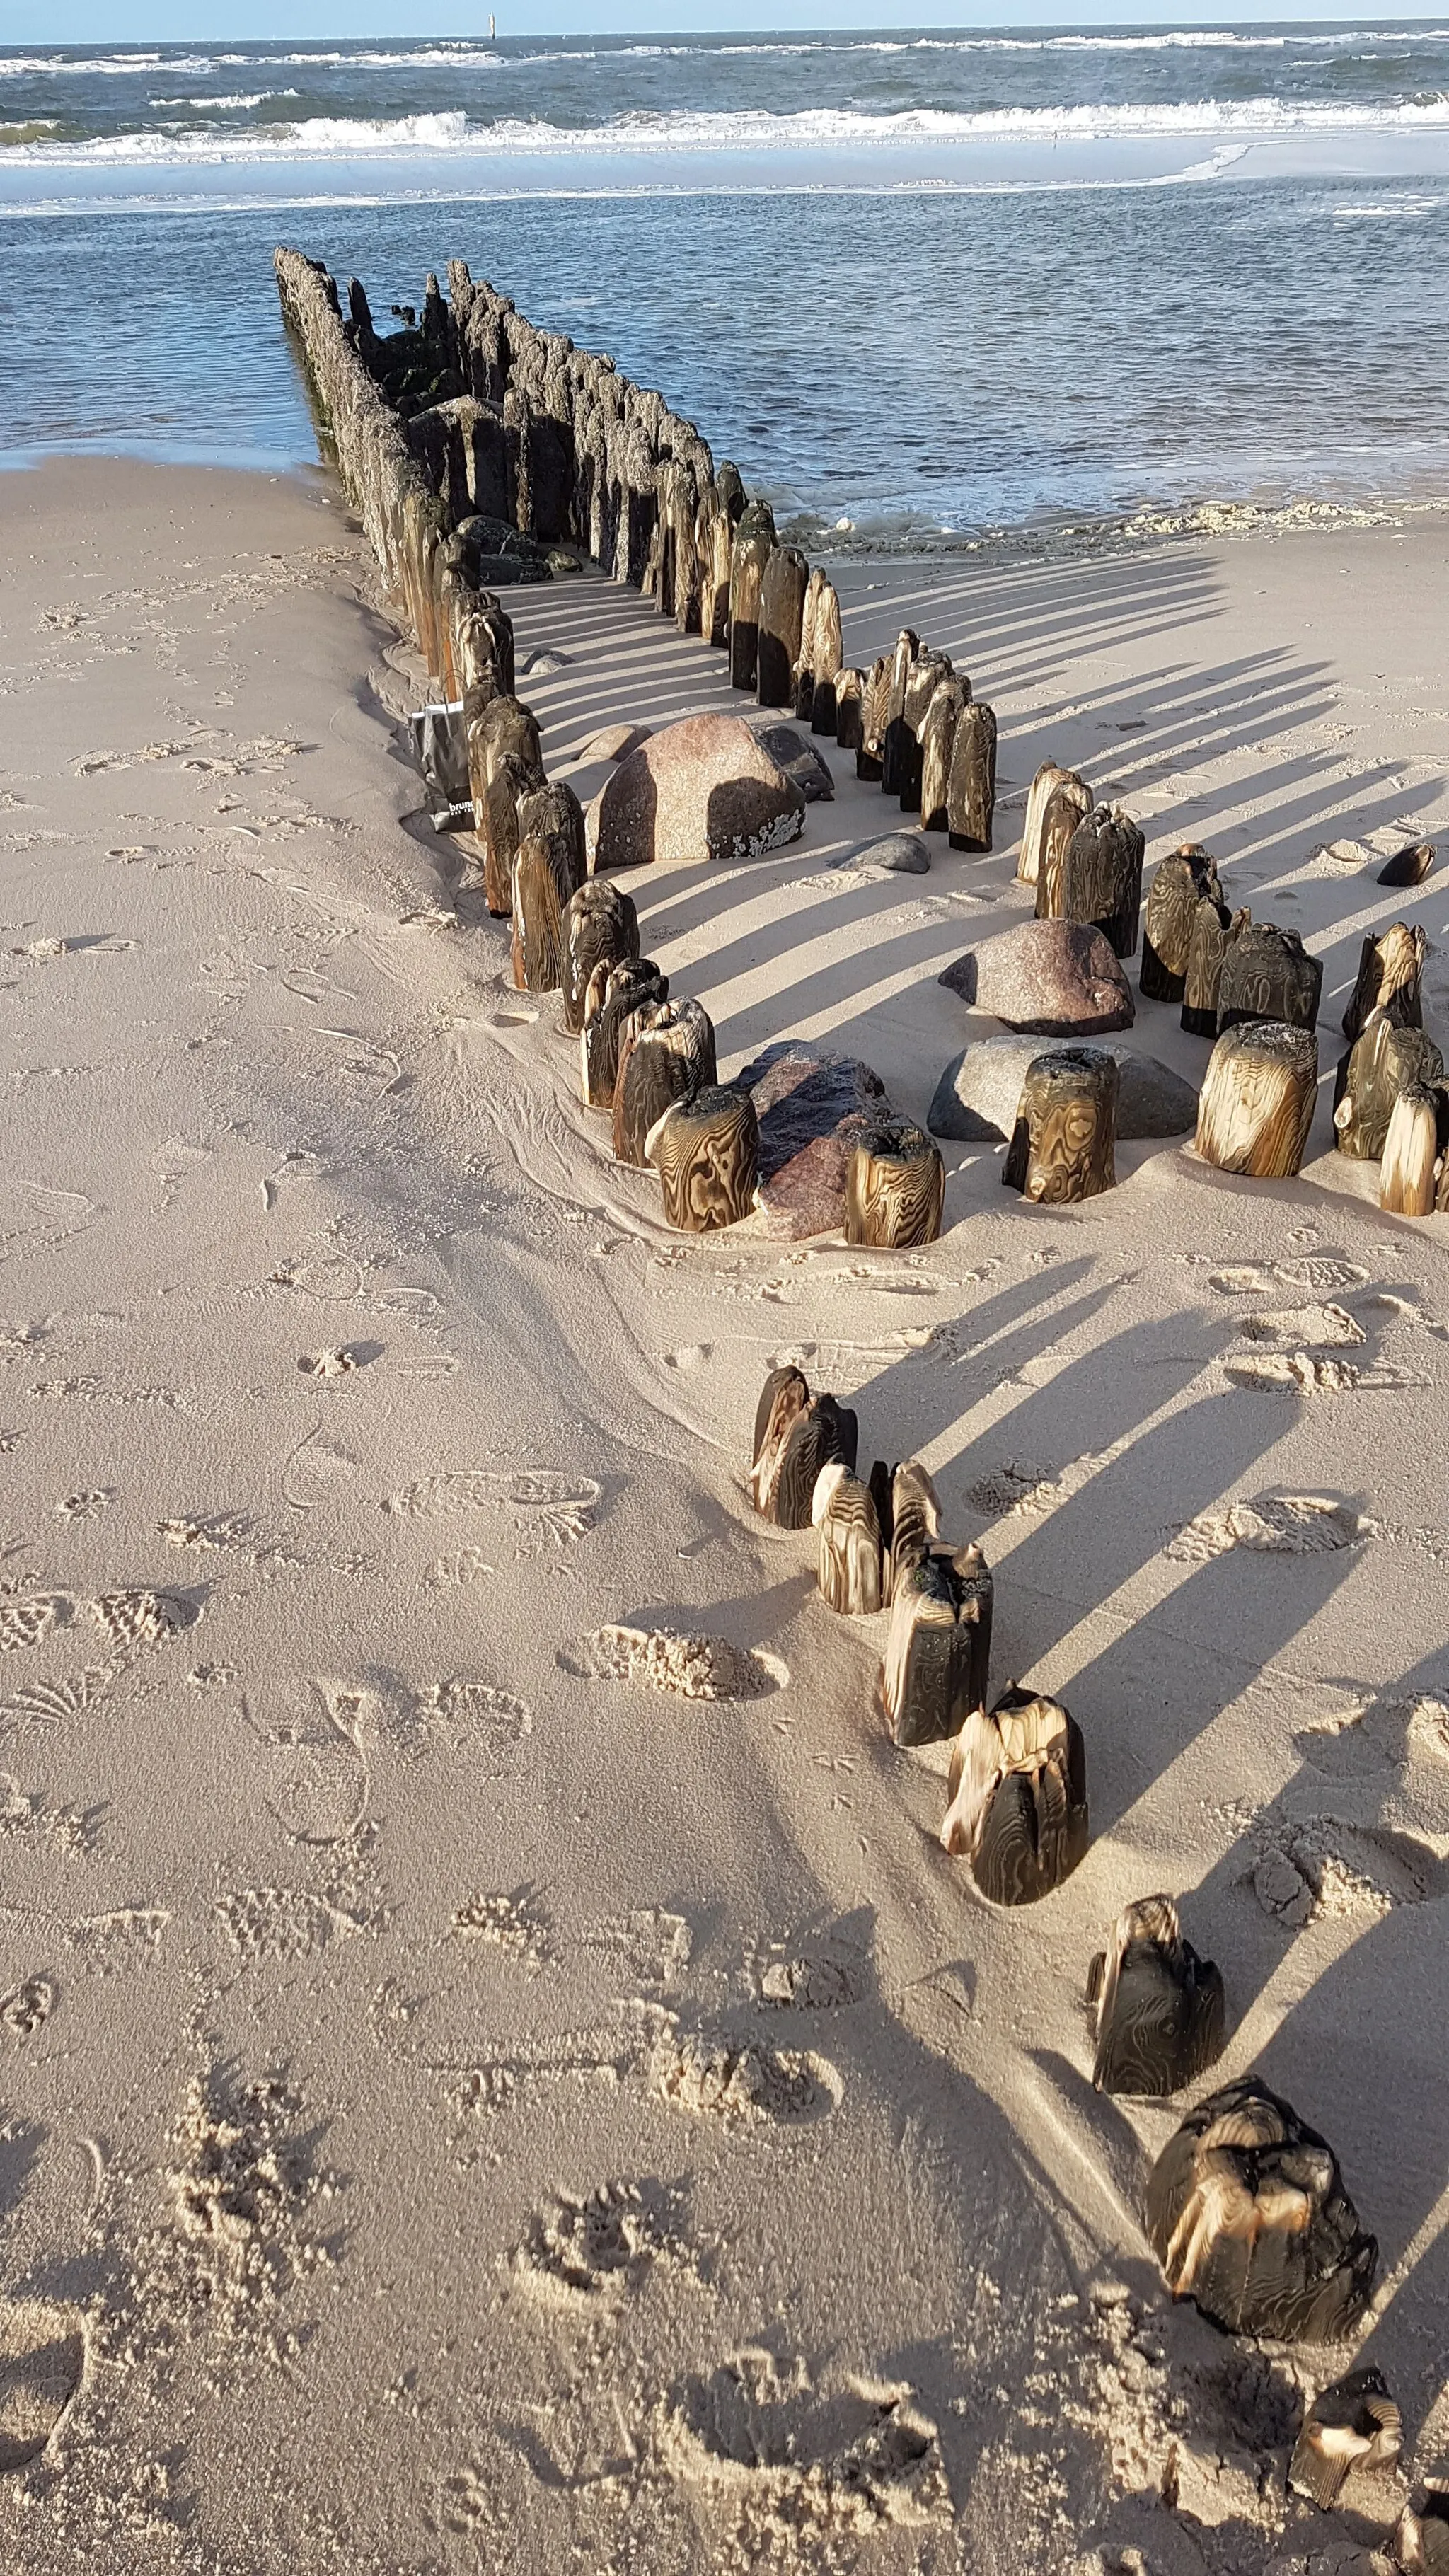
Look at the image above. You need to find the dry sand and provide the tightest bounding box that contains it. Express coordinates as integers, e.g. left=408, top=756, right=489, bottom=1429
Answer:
left=1, top=454, right=1448, bottom=2575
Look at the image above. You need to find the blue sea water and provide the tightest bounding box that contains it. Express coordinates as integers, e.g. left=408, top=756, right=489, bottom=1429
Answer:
left=3, top=24, right=1449, bottom=542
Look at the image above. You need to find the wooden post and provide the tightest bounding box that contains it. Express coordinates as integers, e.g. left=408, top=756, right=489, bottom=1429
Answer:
left=649, top=1081, right=759, bottom=1231
left=1195, top=1020, right=1317, bottom=1179
left=483, top=749, right=546, bottom=919
left=812, top=1463, right=884, bottom=1615
left=751, top=1371, right=858, bottom=1527
left=511, top=809, right=585, bottom=993
left=1217, top=920, right=1323, bottom=1036
left=579, top=957, right=667, bottom=1110
left=896, top=652, right=950, bottom=814
left=1378, top=838, right=1435, bottom=887
left=560, top=879, right=639, bottom=1036
left=1141, top=844, right=1220, bottom=1001
left=706, top=499, right=734, bottom=649
left=810, top=580, right=844, bottom=736
left=1034, top=775, right=1095, bottom=918
left=1380, top=1081, right=1448, bottom=1215
left=1002, top=1048, right=1119, bottom=1203
left=1181, top=896, right=1248, bottom=1039
left=845, top=1119, right=945, bottom=1247
left=856, top=656, right=889, bottom=783
left=611, top=997, right=717, bottom=1165
left=1055, top=803, right=1144, bottom=957
left=877, top=1458, right=941, bottom=1606
left=833, top=668, right=865, bottom=755
left=728, top=501, right=776, bottom=690
left=757, top=545, right=810, bottom=708
left=919, top=676, right=968, bottom=833
left=946, top=700, right=998, bottom=853
left=793, top=567, right=824, bottom=721
left=879, top=629, right=921, bottom=799
left=940, top=1684, right=1088, bottom=1905
left=1333, top=1008, right=1443, bottom=1159
left=879, top=1550, right=993, bottom=1749
left=1086, top=1896, right=1225, bottom=2098
left=1018, top=761, right=1087, bottom=889
left=1341, top=921, right=1425, bottom=1040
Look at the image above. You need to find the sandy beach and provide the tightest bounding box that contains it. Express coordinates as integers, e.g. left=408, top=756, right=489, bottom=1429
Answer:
left=2, top=451, right=1448, bottom=2574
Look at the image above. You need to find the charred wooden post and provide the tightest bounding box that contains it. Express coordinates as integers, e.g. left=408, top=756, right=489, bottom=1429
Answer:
left=757, top=545, right=810, bottom=708
left=751, top=1368, right=858, bottom=1527
left=879, top=630, right=922, bottom=799
left=650, top=1081, right=760, bottom=1232
left=1018, top=761, right=1087, bottom=889
left=512, top=831, right=581, bottom=993
left=483, top=749, right=546, bottom=918
left=1378, top=838, right=1435, bottom=887
left=940, top=1685, right=1087, bottom=1905
left=1195, top=1020, right=1317, bottom=1179
left=845, top=1118, right=945, bottom=1248
left=856, top=657, right=889, bottom=783
left=1217, top=920, right=1323, bottom=1035
left=879, top=1549, right=993, bottom=1749
left=877, top=1459, right=940, bottom=1606
left=947, top=700, right=998, bottom=853
left=1055, top=804, right=1145, bottom=957
left=919, top=676, right=969, bottom=834
left=809, top=580, right=844, bottom=736
left=833, top=669, right=865, bottom=756
left=728, top=502, right=777, bottom=691
left=1380, top=1082, right=1448, bottom=1215
left=793, top=568, right=824, bottom=721
left=1034, top=775, right=1095, bottom=919
left=896, top=652, right=950, bottom=814
left=1086, top=1897, right=1225, bottom=2098
left=1144, top=2075, right=1378, bottom=2341
left=560, top=879, right=639, bottom=1036
left=1289, top=2372, right=1402, bottom=2512
left=1003, top=1048, right=1119, bottom=1203
left=1141, top=845, right=1221, bottom=1002
left=612, top=996, right=717, bottom=1165
left=1342, top=921, right=1426, bottom=1040
left=811, top=1463, right=884, bottom=1616
left=1181, top=896, right=1248, bottom=1039
left=579, top=957, right=667, bottom=1110
left=1333, top=1007, right=1443, bottom=1158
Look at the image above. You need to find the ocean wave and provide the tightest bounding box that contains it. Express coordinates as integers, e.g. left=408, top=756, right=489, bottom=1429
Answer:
left=150, top=91, right=298, bottom=111
left=8, top=97, right=1449, bottom=165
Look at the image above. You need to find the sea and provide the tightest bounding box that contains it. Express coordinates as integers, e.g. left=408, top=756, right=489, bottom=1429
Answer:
left=4, top=22, right=1449, bottom=548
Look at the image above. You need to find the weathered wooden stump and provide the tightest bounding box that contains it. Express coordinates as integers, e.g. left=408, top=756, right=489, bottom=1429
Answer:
left=560, top=879, right=639, bottom=1036
left=880, top=630, right=922, bottom=800
left=873, top=1458, right=941, bottom=1606
left=946, top=701, right=998, bottom=853
left=919, top=676, right=969, bottom=833
left=1378, top=838, right=1435, bottom=887
left=1020, top=761, right=1089, bottom=889
left=1086, top=1897, right=1225, bottom=2098
left=1144, top=2075, right=1378, bottom=2341
left=1003, top=1048, right=1119, bottom=1203
left=484, top=749, right=546, bottom=918
left=751, top=1368, right=858, bottom=1527
left=1289, top=2371, right=1402, bottom=2511
left=1195, top=1020, right=1317, bottom=1178
left=579, top=956, right=667, bottom=1110
left=705, top=501, right=734, bottom=649
left=650, top=1080, right=759, bottom=1231
left=940, top=1684, right=1087, bottom=1905
left=1056, top=804, right=1145, bottom=957
left=833, top=668, right=865, bottom=754
left=1217, top=920, right=1323, bottom=1035
left=756, top=545, right=809, bottom=708
left=879, top=1548, right=993, bottom=1748
left=611, top=996, right=717, bottom=1165
left=1333, top=1007, right=1443, bottom=1158
left=518, top=779, right=585, bottom=886
left=1141, top=845, right=1221, bottom=1001
left=792, top=568, right=824, bottom=721
left=1180, top=895, right=1247, bottom=1038
left=1342, top=920, right=1425, bottom=1039
left=728, top=501, right=776, bottom=691
left=1034, top=776, right=1096, bottom=919
left=1380, top=1081, right=1448, bottom=1215
left=855, top=655, right=889, bottom=783
left=809, top=581, right=844, bottom=735
left=511, top=816, right=584, bottom=993
left=896, top=652, right=950, bottom=814
left=844, top=1118, right=945, bottom=1247
left=812, top=1463, right=884, bottom=1615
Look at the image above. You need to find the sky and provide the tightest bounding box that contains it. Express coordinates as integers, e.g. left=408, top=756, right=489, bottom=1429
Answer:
left=0, top=3, right=1393, bottom=40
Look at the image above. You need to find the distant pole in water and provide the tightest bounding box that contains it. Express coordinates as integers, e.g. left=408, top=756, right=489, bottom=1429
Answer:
left=490, top=14, right=496, bottom=33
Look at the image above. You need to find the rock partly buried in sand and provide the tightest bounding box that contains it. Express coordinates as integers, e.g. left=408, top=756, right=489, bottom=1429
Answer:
left=938, top=920, right=1135, bottom=1036
left=1144, top=2074, right=1378, bottom=2342
left=753, top=721, right=835, bottom=802
left=740, top=1039, right=890, bottom=1239
left=928, top=1034, right=1197, bottom=1142
left=831, top=831, right=930, bottom=876
left=577, top=720, right=651, bottom=764
left=586, top=712, right=806, bottom=870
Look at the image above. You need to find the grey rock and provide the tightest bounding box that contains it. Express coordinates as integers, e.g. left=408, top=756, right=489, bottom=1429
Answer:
left=519, top=647, right=570, bottom=676
left=740, top=1041, right=889, bottom=1239
left=832, top=831, right=930, bottom=876
left=928, top=1034, right=1199, bottom=1143
left=939, top=919, right=1135, bottom=1036
left=754, top=722, right=835, bottom=802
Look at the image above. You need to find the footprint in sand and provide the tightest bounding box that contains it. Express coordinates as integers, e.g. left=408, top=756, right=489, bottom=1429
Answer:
left=449, top=1888, right=554, bottom=1970
left=509, top=2178, right=688, bottom=2308
left=1237, top=1303, right=1366, bottom=1349
left=1207, top=1264, right=1276, bottom=1295
left=586, top=1909, right=693, bottom=1992
left=0, top=1668, right=113, bottom=1739
left=562, top=1627, right=786, bottom=1702
left=747, top=1936, right=869, bottom=2011
left=1165, top=1494, right=1373, bottom=1562
left=0, top=2299, right=86, bottom=2471
left=648, top=2025, right=841, bottom=2127
left=383, top=1468, right=602, bottom=1549
left=661, top=2354, right=948, bottom=2534
left=1276, top=1255, right=1370, bottom=1293
left=0, top=1595, right=74, bottom=1655
left=89, top=1588, right=197, bottom=1646
left=0, top=1977, right=55, bottom=2041
left=1223, top=1353, right=1422, bottom=1395
left=216, top=1885, right=371, bottom=1964
left=1252, top=1818, right=1445, bottom=1928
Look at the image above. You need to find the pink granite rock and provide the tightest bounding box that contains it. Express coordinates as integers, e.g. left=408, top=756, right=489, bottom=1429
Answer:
left=741, top=1041, right=890, bottom=1239
left=939, top=919, right=1135, bottom=1036
left=587, top=712, right=806, bottom=870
